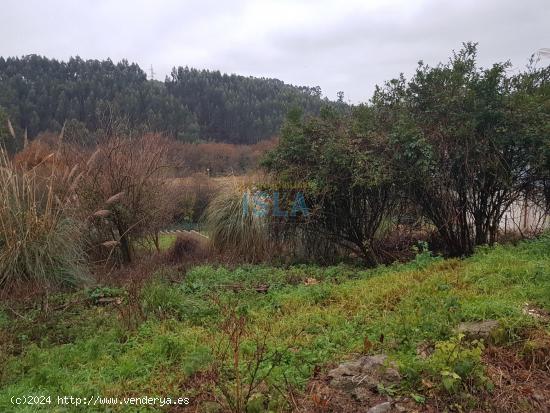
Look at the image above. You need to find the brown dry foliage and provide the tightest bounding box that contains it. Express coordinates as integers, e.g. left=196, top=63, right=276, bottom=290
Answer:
left=76, top=133, right=175, bottom=265
left=481, top=329, right=550, bottom=413
left=166, top=173, right=219, bottom=223
left=165, top=233, right=209, bottom=264
left=168, top=137, right=277, bottom=176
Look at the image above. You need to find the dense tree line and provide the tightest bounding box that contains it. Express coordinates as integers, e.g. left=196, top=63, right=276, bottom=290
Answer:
left=0, top=55, right=329, bottom=147
left=0, top=56, right=199, bottom=145
left=265, top=44, right=550, bottom=262
left=166, top=67, right=328, bottom=143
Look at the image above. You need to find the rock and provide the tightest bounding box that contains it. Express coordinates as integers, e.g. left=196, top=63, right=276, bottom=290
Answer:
left=328, top=354, right=401, bottom=392
left=456, top=320, right=500, bottom=341
left=367, top=401, right=392, bottom=413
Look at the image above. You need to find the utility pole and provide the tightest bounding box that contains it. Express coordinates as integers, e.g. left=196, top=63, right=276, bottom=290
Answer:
left=149, top=65, right=155, bottom=80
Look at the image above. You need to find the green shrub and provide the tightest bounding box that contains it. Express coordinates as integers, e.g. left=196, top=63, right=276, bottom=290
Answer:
left=425, top=334, right=490, bottom=394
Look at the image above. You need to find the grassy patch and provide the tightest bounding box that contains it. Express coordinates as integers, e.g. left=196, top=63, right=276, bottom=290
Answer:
left=138, top=233, right=178, bottom=253
left=0, top=236, right=549, bottom=411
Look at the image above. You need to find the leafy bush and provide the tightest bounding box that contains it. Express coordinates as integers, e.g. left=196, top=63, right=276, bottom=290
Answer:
left=425, top=334, right=490, bottom=394
left=263, top=107, right=398, bottom=266
left=374, top=43, right=550, bottom=256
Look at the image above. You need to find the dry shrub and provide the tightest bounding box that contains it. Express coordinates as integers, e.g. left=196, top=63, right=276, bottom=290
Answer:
left=167, top=173, right=219, bottom=223
left=205, top=183, right=272, bottom=263
left=77, top=134, right=174, bottom=265
left=205, top=300, right=284, bottom=413
left=166, top=233, right=208, bottom=264
left=0, top=140, right=87, bottom=292
left=13, top=138, right=56, bottom=171
left=169, top=137, right=278, bottom=176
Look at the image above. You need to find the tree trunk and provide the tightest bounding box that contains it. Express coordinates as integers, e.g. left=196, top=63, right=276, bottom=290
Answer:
left=153, top=232, right=160, bottom=253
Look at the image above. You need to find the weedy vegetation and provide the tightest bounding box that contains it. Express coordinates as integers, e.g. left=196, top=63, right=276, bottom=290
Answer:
left=0, top=43, right=548, bottom=412
left=0, top=237, right=549, bottom=412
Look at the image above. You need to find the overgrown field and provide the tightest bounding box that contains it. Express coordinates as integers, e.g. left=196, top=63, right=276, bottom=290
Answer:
left=1, top=236, right=549, bottom=412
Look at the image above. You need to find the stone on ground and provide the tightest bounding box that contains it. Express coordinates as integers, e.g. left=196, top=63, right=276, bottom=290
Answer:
left=456, top=320, right=500, bottom=341
left=328, top=354, right=400, bottom=403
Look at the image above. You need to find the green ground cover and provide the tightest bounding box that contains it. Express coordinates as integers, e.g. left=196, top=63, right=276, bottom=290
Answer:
left=0, top=236, right=549, bottom=412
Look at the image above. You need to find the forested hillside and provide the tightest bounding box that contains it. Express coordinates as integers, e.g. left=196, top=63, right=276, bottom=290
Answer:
left=166, top=67, right=328, bottom=143
left=0, top=55, right=329, bottom=147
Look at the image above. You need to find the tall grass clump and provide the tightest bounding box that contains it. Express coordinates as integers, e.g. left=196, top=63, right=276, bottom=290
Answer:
left=205, top=184, right=271, bottom=262
left=0, top=146, right=86, bottom=290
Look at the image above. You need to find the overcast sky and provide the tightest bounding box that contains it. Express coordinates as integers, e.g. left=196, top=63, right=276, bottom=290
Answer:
left=1, top=0, right=549, bottom=103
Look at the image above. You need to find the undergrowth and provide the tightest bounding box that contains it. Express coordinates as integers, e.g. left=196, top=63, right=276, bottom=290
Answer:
left=0, top=236, right=548, bottom=412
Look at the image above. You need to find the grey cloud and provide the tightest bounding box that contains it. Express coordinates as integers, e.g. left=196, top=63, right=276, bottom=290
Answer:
left=0, top=0, right=548, bottom=103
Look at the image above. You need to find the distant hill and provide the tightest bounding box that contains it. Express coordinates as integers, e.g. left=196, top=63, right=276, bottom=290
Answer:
left=0, top=55, right=333, bottom=146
